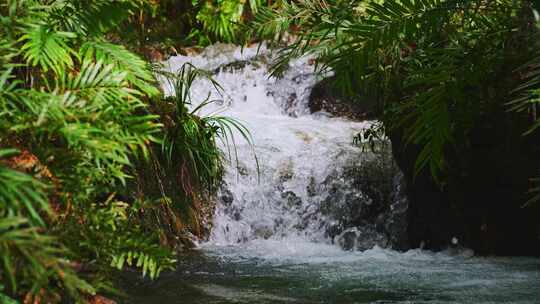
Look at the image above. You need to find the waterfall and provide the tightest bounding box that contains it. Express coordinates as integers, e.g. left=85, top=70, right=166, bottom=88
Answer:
left=119, top=43, right=540, bottom=304
left=161, top=43, right=404, bottom=254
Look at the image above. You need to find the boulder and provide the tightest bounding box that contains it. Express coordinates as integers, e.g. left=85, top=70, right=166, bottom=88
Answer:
left=321, top=147, right=410, bottom=251
left=389, top=112, right=540, bottom=255
left=308, top=77, right=380, bottom=121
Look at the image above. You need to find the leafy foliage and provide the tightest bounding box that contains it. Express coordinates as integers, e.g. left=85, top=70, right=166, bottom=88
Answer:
left=131, top=64, right=257, bottom=244
left=113, top=0, right=274, bottom=52
left=192, top=0, right=264, bottom=43
left=1, top=0, right=253, bottom=301
left=20, top=25, right=75, bottom=74
left=251, top=0, right=539, bottom=183
left=0, top=0, right=170, bottom=300
left=0, top=149, right=49, bottom=226
left=0, top=216, right=95, bottom=300
left=0, top=149, right=95, bottom=300
left=63, top=200, right=177, bottom=280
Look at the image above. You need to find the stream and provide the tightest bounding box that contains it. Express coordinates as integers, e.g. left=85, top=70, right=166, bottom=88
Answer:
left=120, top=44, right=540, bottom=303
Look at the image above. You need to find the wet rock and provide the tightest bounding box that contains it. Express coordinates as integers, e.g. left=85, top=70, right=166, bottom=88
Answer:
left=277, top=160, right=294, bottom=182
left=232, top=210, right=241, bottom=221
left=321, top=146, right=410, bottom=251
left=307, top=177, right=318, bottom=197
left=389, top=102, right=540, bottom=256
left=213, top=60, right=251, bottom=74
left=336, top=228, right=358, bottom=251
left=335, top=226, right=389, bottom=251
left=308, top=76, right=380, bottom=121
left=326, top=223, right=343, bottom=240
left=285, top=93, right=298, bottom=116
left=236, top=164, right=249, bottom=176
left=389, top=116, right=540, bottom=255
left=274, top=217, right=284, bottom=227
left=281, top=191, right=302, bottom=208
left=384, top=174, right=409, bottom=251
left=355, top=226, right=389, bottom=251
left=201, top=43, right=238, bottom=58
left=292, top=74, right=311, bottom=85
left=220, top=188, right=234, bottom=206
left=252, top=223, right=274, bottom=239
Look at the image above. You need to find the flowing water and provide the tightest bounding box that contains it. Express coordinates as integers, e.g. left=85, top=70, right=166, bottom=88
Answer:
left=120, top=44, right=540, bottom=303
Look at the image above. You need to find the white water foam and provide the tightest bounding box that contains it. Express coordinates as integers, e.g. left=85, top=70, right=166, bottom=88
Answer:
left=161, top=43, right=372, bottom=254
left=122, top=44, right=540, bottom=304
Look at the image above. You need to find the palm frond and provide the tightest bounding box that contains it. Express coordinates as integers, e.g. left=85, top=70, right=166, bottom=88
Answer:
left=81, top=41, right=160, bottom=97
left=0, top=149, right=50, bottom=227
left=0, top=216, right=94, bottom=297
left=253, top=0, right=521, bottom=178
left=48, top=0, right=139, bottom=37
left=20, top=24, right=75, bottom=74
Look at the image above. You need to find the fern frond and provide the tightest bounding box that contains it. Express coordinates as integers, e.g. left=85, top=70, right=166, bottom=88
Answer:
left=48, top=0, right=139, bottom=37
left=0, top=149, right=50, bottom=227
left=20, top=25, right=75, bottom=74
left=405, top=86, right=452, bottom=179
left=81, top=41, right=160, bottom=97
left=0, top=216, right=94, bottom=297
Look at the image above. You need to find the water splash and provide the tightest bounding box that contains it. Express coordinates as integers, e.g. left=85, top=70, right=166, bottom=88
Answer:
left=161, top=43, right=395, bottom=253
left=121, top=44, right=540, bottom=304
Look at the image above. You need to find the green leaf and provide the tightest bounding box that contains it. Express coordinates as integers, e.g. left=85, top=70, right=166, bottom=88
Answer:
left=20, top=25, right=75, bottom=74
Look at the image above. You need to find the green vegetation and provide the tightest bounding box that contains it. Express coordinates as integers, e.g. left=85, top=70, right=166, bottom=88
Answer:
left=191, top=0, right=261, bottom=44
left=250, top=0, right=540, bottom=188
left=0, top=0, right=253, bottom=302
left=113, top=0, right=276, bottom=56
left=245, top=0, right=540, bottom=253
left=2, top=0, right=540, bottom=300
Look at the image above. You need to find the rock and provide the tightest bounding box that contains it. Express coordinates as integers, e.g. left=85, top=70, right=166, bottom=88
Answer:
left=178, top=46, right=203, bottom=56
left=252, top=223, right=274, bottom=239
left=308, top=77, right=380, bottom=121
left=213, top=59, right=262, bottom=74
left=336, top=228, right=358, bottom=250
left=335, top=226, right=389, bottom=251
left=326, top=223, right=343, bottom=240
left=233, top=210, right=241, bottom=221
left=236, top=163, right=249, bottom=176
left=201, top=43, right=238, bottom=58
left=278, top=161, right=294, bottom=182
left=355, top=226, right=389, bottom=251
left=389, top=112, right=540, bottom=255
left=319, top=146, right=410, bottom=251
left=384, top=174, right=410, bottom=251
left=306, top=177, right=318, bottom=197
left=281, top=191, right=302, bottom=208
left=220, top=188, right=234, bottom=206
left=286, top=93, right=298, bottom=111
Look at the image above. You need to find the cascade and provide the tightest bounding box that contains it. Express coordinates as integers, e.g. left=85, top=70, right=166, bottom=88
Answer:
left=123, top=43, right=540, bottom=304
left=162, top=43, right=405, bottom=253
